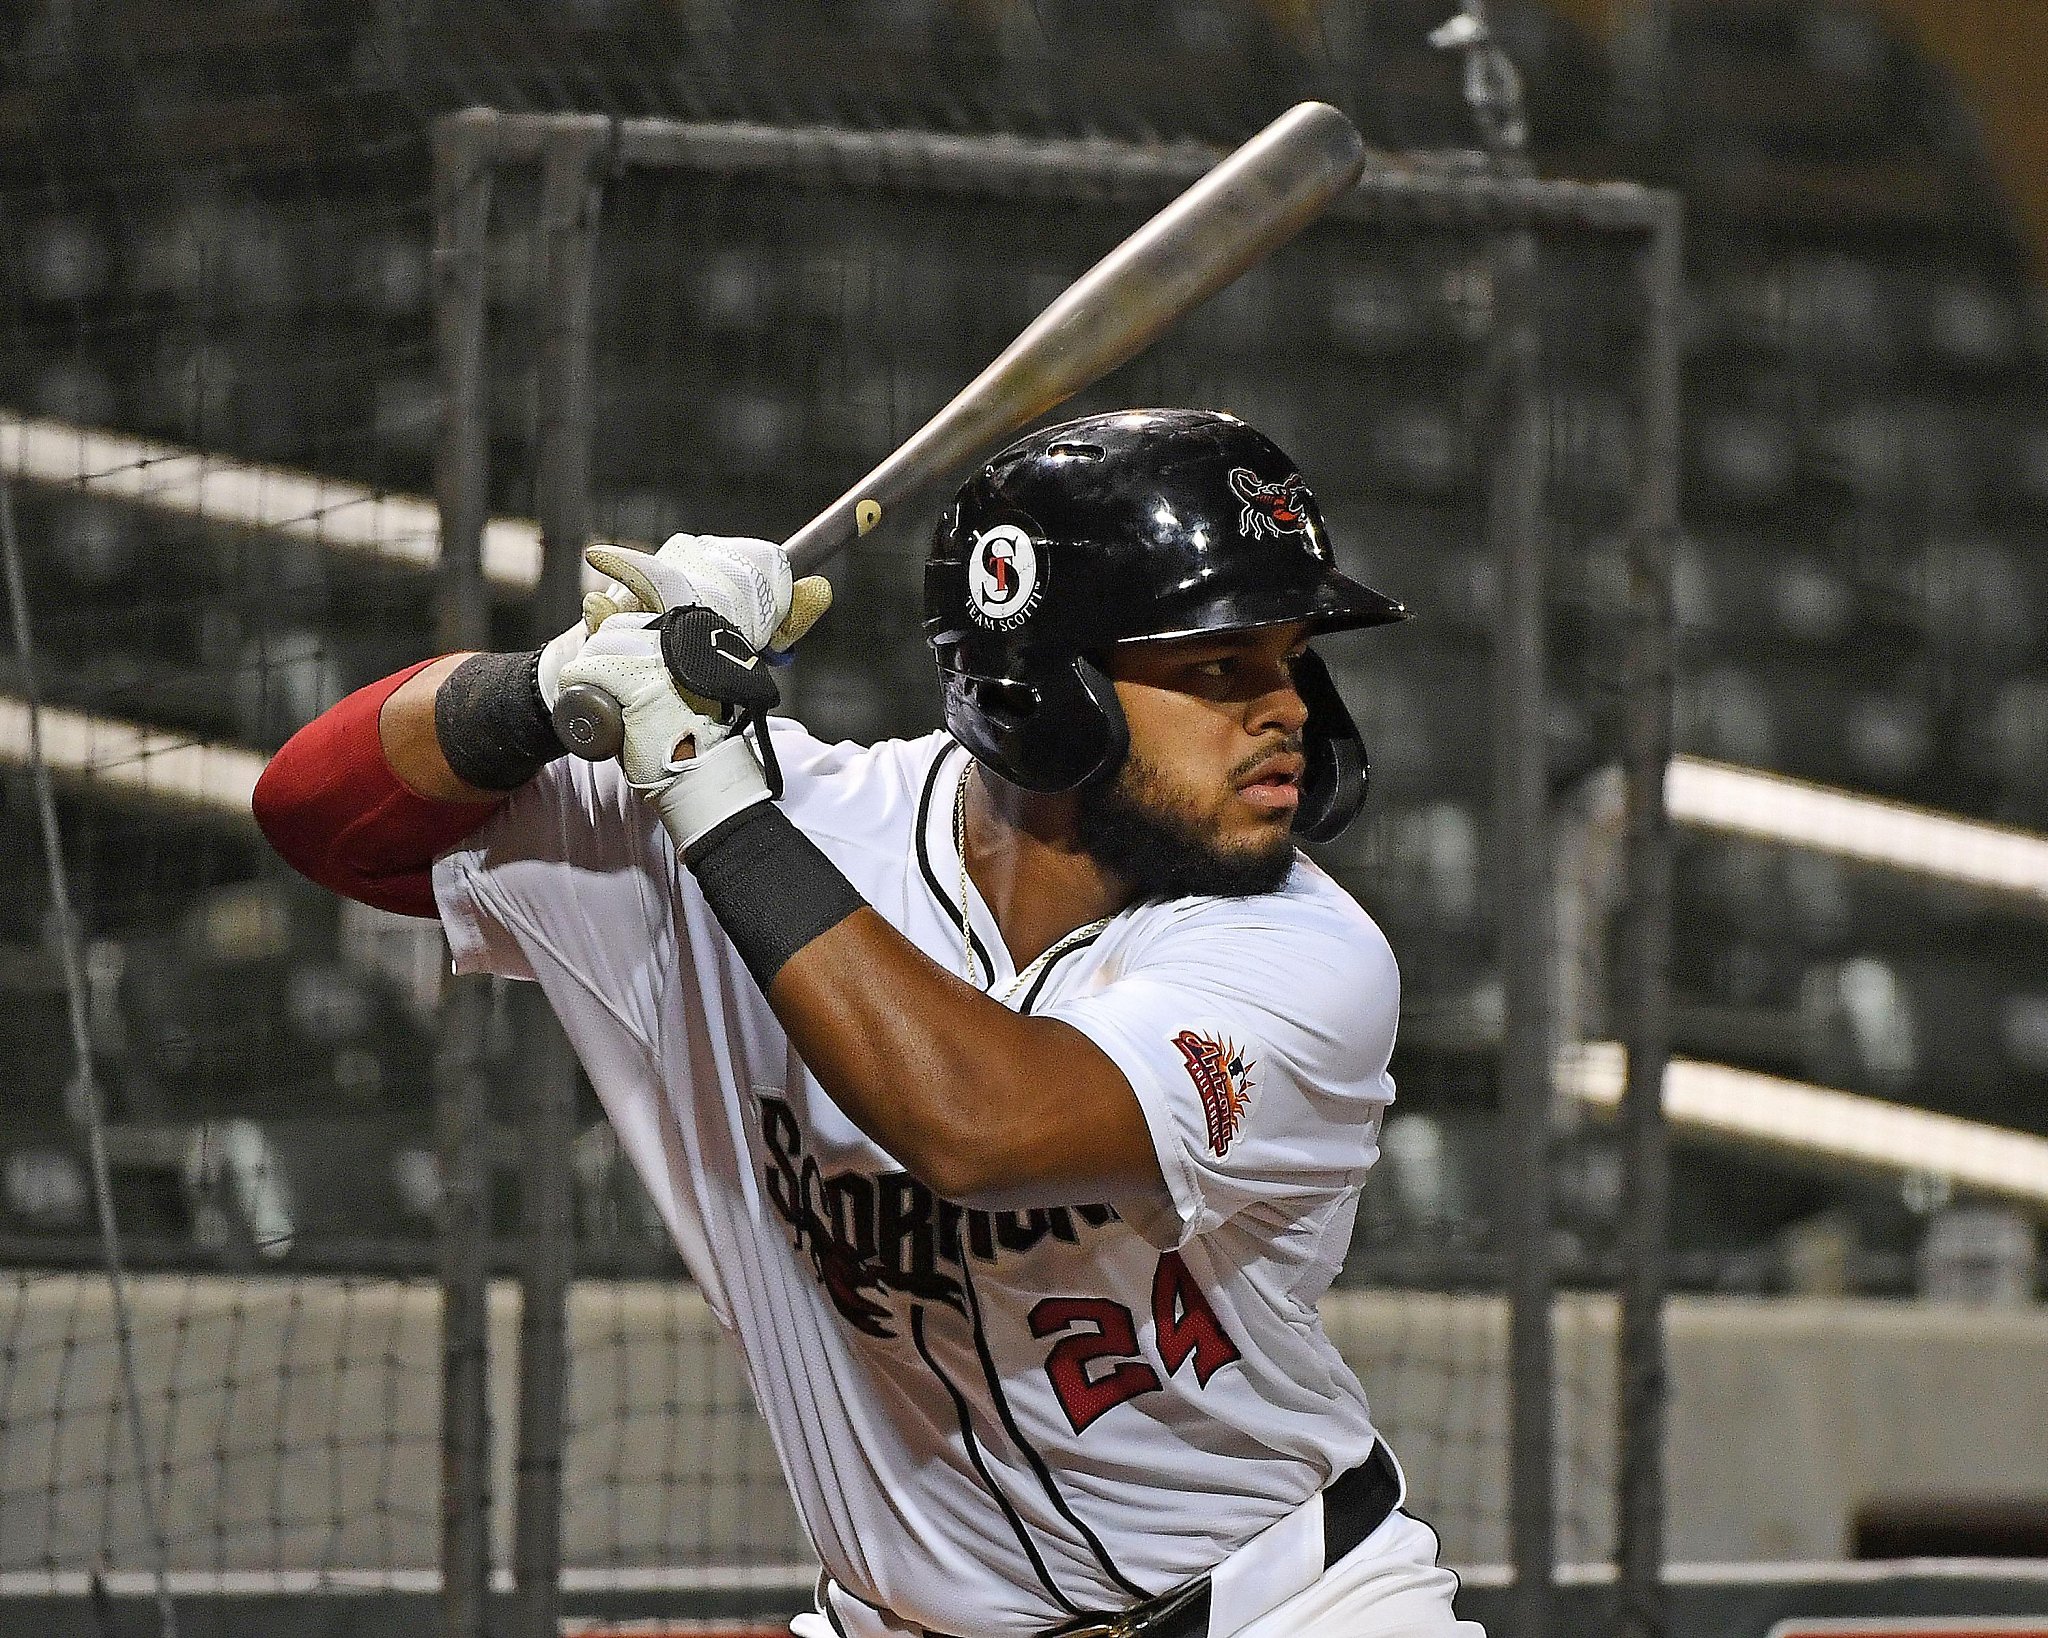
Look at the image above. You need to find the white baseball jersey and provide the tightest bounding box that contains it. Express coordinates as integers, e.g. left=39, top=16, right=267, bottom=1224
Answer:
left=432, top=722, right=1401, bottom=1636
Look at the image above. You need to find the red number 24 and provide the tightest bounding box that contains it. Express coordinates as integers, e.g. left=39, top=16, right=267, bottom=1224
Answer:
left=1026, top=1251, right=1242, bottom=1434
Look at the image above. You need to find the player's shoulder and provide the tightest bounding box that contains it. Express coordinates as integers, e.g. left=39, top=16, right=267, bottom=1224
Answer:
left=1150, top=853, right=1389, bottom=946
left=766, top=718, right=952, bottom=847
left=497, top=745, right=650, bottom=843
left=1110, top=859, right=1398, bottom=1086
left=1135, top=856, right=1397, bottom=996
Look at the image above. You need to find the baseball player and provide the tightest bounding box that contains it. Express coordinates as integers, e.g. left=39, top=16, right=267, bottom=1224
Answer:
left=255, top=408, right=1482, bottom=1638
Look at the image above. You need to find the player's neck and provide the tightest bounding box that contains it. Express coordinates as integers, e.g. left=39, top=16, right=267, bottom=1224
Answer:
left=960, top=765, right=1132, bottom=972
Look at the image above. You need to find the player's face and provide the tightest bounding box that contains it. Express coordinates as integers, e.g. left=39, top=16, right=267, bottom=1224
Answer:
left=1077, top=623, right=1313, bottom=898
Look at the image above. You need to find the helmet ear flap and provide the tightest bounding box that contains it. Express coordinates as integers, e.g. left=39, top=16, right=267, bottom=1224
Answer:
left=939, top=654, right=1127, bottom=793
left=1068, top=657, right=1130, bottom=787
left=1292, top=649, right=1369, bottom=844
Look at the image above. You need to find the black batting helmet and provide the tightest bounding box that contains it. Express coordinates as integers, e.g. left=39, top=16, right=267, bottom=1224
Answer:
left=923, top=408, right=1406, bottom=844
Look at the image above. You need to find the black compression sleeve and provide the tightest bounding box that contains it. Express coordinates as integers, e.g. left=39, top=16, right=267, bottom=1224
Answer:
left=682, top=803, right=867, bottom=990
left=434, top=650, right=566, bottom=791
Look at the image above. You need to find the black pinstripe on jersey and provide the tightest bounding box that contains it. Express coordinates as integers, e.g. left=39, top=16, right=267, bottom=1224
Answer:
left=909, top=1303, right=1082, bottom=1616
left=915, top=744, right=996, bottom=986
left=910, top=741, right=1162, bottom=1608
left=956, top=1254, right=1152, bottom=1603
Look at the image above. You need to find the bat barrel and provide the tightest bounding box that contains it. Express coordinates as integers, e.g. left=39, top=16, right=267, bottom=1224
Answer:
left=778, top=101, right=1364, bottom=575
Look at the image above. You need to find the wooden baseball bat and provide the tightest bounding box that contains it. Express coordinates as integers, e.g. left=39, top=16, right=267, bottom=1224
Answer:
left=555, top=101, right=1366, bottom=760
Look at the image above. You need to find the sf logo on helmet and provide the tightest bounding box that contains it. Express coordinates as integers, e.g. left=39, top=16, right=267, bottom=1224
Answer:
left=1229, top=468, right=1314, bottom=541
left=966, top=523, right=1042, bottom=632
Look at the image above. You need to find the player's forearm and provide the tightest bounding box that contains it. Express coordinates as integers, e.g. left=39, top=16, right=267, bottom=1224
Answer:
left=383, top=649, right=571, bottom=801
left=768, top=910, right=1152, bottom=1202
left=681, top=803, right=1155, bottom=1201
left=256, top=648, right=568, bottom=915
left=379, top=653, right=517, bottom=802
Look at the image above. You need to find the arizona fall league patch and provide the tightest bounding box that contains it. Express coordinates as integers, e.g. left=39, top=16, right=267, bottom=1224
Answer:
left=1173, top=1029, right=1256, bottom=1156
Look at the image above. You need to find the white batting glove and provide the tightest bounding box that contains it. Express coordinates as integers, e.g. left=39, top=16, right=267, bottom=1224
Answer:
left=541, top=529, right=830, bottom=717
left=535, top=614, right=599, bottom=713
left=584, top=534, right=832, bottom=656
left=555, top=614, right=773, bottom=850
left=536, top=550, right=658, bottom=710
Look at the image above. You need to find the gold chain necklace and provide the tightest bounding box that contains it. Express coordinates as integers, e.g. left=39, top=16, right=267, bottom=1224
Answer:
left=953, top=760, right=1109, bottom=1003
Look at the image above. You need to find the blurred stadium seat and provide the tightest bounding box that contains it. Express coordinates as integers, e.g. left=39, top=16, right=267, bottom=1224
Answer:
left=1335, top=0, right=1615, bottom=161
left=1612, top=0, right=2024, bottom=262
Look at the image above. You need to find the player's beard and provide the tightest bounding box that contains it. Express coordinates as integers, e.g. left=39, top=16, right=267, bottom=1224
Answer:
left=1075, top=741, right=1299, bottom=900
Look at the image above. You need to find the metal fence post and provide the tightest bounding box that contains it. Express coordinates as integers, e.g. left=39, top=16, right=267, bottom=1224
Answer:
left=512, top=115, right=610, bottom=1638
left=1490, top=210, right=1555, bottom=1638
left=1613, top=196, right=1683, bottom=1638
left=432, top=106, right=501, bottom=1638
left=530, top=116, right=610, bottom=639
left=1432, top=5, right=1556, bottom=1629
left=435, top=108, right=499, bottom=658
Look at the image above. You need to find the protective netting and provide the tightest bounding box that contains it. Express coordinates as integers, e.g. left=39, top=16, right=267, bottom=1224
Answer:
left=0, top=1271, right=439, bottom=1574
left=5, top=9, right=503, bottom=1629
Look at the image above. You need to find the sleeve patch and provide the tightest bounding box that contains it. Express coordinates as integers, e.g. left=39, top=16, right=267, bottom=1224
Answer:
left=1171, top=1029, right=1257, bottom=1156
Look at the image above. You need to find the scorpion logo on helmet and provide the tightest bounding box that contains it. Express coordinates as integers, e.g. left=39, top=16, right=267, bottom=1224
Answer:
left=1229, top=468, right=1314, bottom=541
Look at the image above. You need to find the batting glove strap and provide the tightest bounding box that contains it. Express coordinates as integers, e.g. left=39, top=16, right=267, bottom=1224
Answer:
left=654, top=603, right=787, bottom=811
left=682, top=800, right=868, bottom=991
left=658, top=607, right=782, bottom=755
left=434, top=649, right=566, bottom=792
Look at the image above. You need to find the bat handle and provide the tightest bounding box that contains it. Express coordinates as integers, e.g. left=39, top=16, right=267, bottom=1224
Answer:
left=553, top=682, right=626, bottom=762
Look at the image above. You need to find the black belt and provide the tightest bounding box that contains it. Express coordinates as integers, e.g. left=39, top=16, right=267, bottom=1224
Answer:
left=1035, top=1440, right=1403, bottom=1638
left=834, top=1444, right=1402, bottom=1638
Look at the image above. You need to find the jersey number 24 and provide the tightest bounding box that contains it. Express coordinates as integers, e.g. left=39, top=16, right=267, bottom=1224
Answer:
left=1027, top=1251, right=1241, bottom=1434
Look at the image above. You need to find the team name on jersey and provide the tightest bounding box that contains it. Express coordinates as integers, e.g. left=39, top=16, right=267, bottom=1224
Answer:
left=758, top=1095, right=1116, bottom=1340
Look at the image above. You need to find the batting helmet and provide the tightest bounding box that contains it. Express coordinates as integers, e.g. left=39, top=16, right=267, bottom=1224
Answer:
left=923, top=408, right=1406, bottom=844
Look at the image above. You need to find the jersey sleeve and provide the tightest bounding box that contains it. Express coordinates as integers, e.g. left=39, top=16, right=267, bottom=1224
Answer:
left=1039, top=886, right=1398, bottom=1249
left=430, top=752, right=678, bottom=1042
left=430, top=718, right=852, bottom=1046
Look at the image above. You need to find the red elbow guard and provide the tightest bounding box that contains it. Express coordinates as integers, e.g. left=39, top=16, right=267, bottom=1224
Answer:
left=253, top=660, right=506, bottom=918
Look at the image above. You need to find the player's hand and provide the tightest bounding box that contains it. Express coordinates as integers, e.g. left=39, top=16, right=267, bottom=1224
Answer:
left=535, top=533, right=689, bottom=709
left=555, top=612, right=776, bottom=849
left=549, top=528, right=833, bottom=708
left=584, top=534, right=832, bottom=657
left=535, top=608, right=607, bottom=713
left=557, top=614, right=724, bottom=783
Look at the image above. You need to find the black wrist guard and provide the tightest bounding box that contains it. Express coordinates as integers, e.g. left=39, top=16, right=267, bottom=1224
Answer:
left=434, top=649, right=566, bottom=792
left=683, top=803, right=867, bottom=991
